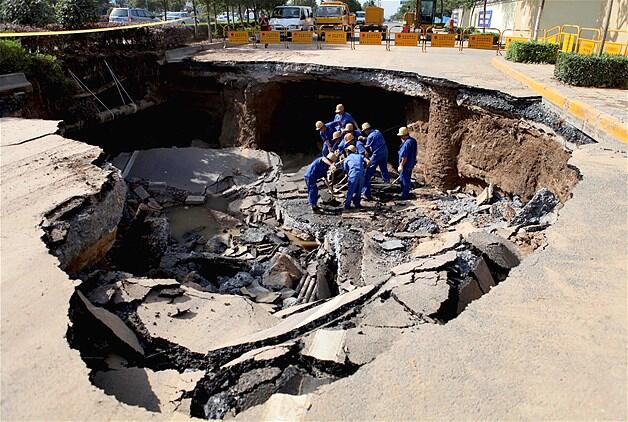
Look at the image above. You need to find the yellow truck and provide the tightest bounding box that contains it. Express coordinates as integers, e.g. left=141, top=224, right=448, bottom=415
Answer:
left=358, top=5, right=387, bottom=38
left=315, top=1, right=355, bottom=31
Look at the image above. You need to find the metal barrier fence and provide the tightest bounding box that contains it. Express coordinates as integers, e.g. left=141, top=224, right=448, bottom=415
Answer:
left=540, top=24, right=627, bottom=55
left=3, top=20, right=625, bottom=57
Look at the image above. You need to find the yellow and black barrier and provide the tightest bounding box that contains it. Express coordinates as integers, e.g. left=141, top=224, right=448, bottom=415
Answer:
left=602, top=29, right=628, bottom=55
left=501, top=29, right=531, bottom=49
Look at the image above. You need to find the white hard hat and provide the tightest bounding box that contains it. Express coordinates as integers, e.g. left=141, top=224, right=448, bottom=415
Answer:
left=326, top=152, right=338, bottom=162
left=332, top=131, right=342, bottom=140
left=335, top=104, right=345, bottom=113
left=343, top=123, right=354, bottom=132
left=397, top=126, right=409, bottom=136
left=315, top=120, right=325, bottom=130
left=346, top=145, right=357, bottom=153
left=344, top=133, right=355, bottom=142
left=361, top=122, right=371, bottom=131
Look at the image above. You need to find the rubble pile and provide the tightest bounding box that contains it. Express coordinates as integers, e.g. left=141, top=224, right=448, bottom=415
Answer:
left=67, top=147, right=563, bottom=419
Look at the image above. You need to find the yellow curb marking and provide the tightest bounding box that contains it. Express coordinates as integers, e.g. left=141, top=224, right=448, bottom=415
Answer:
left=491, top=57, right=627, bottom=144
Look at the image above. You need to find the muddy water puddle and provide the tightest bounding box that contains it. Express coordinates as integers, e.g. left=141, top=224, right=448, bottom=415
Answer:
left=165, top=195, right=236, bottom=243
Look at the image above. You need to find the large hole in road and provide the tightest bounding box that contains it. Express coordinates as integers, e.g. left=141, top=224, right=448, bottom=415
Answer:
left=46, top=62, right=588, bottom=419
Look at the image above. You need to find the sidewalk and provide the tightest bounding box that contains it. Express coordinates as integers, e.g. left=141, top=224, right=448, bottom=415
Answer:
left=492, top=56, right=628, bottom=147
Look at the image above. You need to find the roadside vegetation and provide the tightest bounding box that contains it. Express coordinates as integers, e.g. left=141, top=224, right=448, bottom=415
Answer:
left=554, top=53, right=628, bottom=88
left=506, top=40, right=559, bottom=64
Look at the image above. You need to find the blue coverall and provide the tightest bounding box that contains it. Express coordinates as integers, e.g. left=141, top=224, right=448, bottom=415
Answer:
left=343, top=153, right=367, bottom=209
left=304, top=157, right=331, bottom=207
left=319, top=123, right=335, bottom=156
left=333, top=112, right=358, bottom=132
left=337, top=136, right=366, bottom=156
left=398, top=136, right=417, bottom=200
left=362, top=129, right=390, bottom=198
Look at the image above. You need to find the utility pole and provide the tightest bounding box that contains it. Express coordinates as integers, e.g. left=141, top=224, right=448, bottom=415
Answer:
left=532, top=0, right=545, bottom=40
left=482, top=0, right=486, bottom=33
left=599, top=0, right=614, bottom=55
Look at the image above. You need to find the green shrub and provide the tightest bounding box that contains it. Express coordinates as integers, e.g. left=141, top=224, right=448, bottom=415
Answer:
left=0, top=38, right=30, bottom=73
left=55, top=0, right=98, bottom=28
left=0, top=39, right=73, bottom=100
left=0, top=0, right=54, bottom=26
left=472, top=30, right=499, bottom=44
left=506, top=40, right=559, bottom=64
left=554, top=52, right=628, bottom=88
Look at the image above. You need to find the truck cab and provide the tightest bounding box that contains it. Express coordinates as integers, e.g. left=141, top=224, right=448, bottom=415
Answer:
left=269, top=6, right=314, bottom=32
left=315, top=1, right=355, bottom=30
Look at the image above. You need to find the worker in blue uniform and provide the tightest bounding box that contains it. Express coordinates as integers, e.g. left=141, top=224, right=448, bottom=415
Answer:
left=332, top=104, right=358, bottom=132
left=304, top=152, right=337, bottom=213
left=397, top=126, right=417, bottom=200
left=360, top=122, right=390, bottom=199
left=342, top=145, right=368, bottom=210
left=342, top=123, right=362, bottom=138
left=324, top=131, right=343, bottom=157
left=337, top=132, right=366, bottom=156
left=315, top=120, right=336, bottom=156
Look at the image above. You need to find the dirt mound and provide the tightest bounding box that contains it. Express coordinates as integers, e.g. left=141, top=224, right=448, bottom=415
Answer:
left=453, top=115, right=578, bottom=202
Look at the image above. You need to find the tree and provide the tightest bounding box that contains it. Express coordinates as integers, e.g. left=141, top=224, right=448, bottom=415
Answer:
left=55, top=0, right=98, bottom=27
left=291, top=0, right=315, bottom=13
left=0, top=0, right=54, bottom=26
left=340, top=0, right=361, bottom=12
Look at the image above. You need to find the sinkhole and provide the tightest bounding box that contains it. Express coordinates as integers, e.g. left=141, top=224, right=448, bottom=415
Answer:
left=44, top=62, right=589, bottom=419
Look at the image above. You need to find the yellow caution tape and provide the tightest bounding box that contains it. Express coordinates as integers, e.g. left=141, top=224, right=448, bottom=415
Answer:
left=0, top=18, right=186, bottom=37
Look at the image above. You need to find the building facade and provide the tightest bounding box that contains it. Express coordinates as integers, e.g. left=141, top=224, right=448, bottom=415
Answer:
left=452, top=0, right=627, bottom=41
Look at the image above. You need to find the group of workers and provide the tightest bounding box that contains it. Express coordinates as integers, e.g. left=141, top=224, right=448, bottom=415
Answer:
left=304, top=103, right=417, bottom=213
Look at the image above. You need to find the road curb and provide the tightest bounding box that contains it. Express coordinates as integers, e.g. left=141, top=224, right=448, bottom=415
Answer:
left=491, top=57, right=628, bottom=145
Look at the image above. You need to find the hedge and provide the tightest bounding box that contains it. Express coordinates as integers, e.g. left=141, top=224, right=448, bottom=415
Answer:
left=0, top=39, right=74, bottom=112
left=554, top=52, right=628, bottom=88
left=506, top=40, right=559, bottom=64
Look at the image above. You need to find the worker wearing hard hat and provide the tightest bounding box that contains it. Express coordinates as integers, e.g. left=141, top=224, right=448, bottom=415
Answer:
left=337, top=132, right=366, bottom=156
left=397, top=126, right=417, bottom=200
left=315, top=120, right=336, bottom=156
left=342, top=145, right=368, bottom=210
left=325, top=130, right=343, bottom=156
left=360, top=122, right=390, bottom=199
left=304, top=152, right=338, bottom=213
left=332, top=104, right=358, bottom=132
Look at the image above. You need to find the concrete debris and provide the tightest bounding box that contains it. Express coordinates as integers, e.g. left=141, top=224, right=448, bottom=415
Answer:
left=358, top=297, right=417, bottom=328
left=76, top=291, right=144, bottom=356
left=380, top=240, right=405, bottom=251
left=133, top=186, right=150, bottom=201
left=263, top=253, right=303, bottom=289
left=405, top=214, right=439, bottom=235
left=302, top=329, right=347, bottom=363
left=217, top=285, right=376, bottom=350
left=223, top=343, right=296, bottom=368
left=476, top=183, right=494, bottom=206
left=390, top=271, right=449, bottom=317
left=184, top=195, right=206, bottom=205
left=136, top=287, right=279, bottom=353
left=511, top=188, right=560, bottom=227
left=391, top=250, right=457, bottom=275
left=92, top=368, right=203, bottom=413
left=465, top=231, right=521, bottom=270
left=411, top=232, right=461, bottom=258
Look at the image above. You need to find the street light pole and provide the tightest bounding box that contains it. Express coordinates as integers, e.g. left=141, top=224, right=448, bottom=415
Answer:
left=599, top=0, right=614, bottom=55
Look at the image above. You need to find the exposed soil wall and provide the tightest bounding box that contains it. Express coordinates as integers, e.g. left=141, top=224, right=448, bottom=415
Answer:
left=453, top=115, right=578, bottom=202
left=424, top=86, right=467, bottom=190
